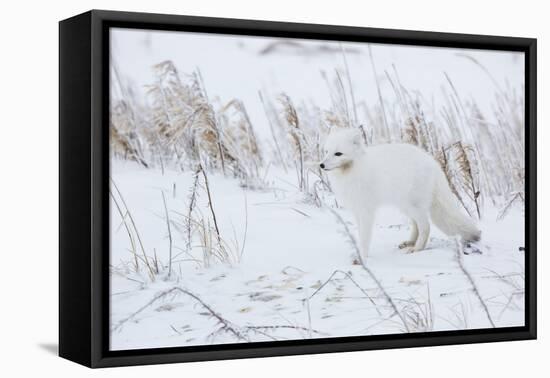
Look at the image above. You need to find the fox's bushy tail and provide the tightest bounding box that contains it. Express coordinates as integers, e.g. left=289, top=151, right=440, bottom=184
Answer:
left=430, top=172, right=481, bottom=242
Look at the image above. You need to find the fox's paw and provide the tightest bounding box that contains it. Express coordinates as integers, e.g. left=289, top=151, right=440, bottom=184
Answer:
left=405, top=245, right=426, bottom=254
left=398, top=241, right=415, bottom=249
left=463, top=242, right=483, bottom=255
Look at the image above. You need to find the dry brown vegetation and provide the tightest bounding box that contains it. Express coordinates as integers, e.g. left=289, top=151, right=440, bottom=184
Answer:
left=110, top=53, right=524, bottom=274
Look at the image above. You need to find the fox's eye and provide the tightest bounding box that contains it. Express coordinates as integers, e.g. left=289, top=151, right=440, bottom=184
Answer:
left=334, top=152, right=343, bottom=156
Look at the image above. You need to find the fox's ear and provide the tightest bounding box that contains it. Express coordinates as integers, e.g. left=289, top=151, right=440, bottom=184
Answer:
left=351, top=128, right=365, bottom=147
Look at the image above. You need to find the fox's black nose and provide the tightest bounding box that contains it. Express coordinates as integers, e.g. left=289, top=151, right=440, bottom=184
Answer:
left=320, top=163, right=325, bottom=169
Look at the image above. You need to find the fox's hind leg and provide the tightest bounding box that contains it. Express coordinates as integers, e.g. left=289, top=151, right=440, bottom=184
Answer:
left=399, top=219, right=418, bottom=249
left=409, top=214, right=430, bottom=253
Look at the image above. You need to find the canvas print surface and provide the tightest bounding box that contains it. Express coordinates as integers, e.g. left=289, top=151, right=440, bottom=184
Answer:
left=109, top=28, right=526, bottom=351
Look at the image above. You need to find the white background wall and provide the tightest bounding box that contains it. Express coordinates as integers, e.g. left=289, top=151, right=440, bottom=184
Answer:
left=0, top=0, right=546, bottom=376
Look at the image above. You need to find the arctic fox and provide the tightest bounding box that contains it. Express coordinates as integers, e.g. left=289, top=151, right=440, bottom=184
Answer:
left=321, top=128, right=481, bottom=258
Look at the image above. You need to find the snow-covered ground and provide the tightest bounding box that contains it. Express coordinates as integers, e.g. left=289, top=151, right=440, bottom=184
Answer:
left=110, top=160, right=524, bottom=351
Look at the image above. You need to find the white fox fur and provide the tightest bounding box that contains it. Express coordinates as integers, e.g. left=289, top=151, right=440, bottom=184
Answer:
left=321, top=128, right=481, bottom=258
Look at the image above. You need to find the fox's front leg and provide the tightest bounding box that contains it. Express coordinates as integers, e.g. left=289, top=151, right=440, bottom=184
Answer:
left=357, top=212, right=374, bottom=260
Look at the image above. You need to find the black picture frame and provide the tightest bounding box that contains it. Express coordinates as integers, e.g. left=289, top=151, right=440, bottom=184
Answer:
left=59, top=9, right=537, bottom=368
